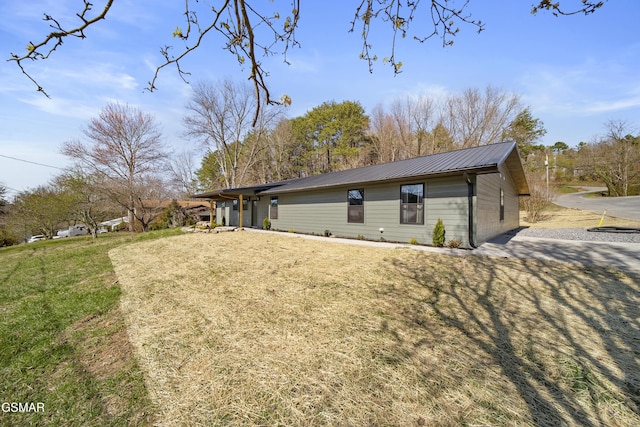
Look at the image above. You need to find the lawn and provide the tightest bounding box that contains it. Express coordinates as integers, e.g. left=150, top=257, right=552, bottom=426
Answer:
left=0, top=229, right=182, bottom=426
left=109, top=230, right=640, bottom=426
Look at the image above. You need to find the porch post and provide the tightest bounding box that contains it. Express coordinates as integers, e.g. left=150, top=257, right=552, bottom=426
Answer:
left=209, top=200, right=215, bottom=228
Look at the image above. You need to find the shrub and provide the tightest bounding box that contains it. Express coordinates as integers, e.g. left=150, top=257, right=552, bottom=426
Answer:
left=446, top=239, right=462, bottom=249
left=324, top=229, right=331, bottom=237
left=432, top=218, right=445, bottom=247
left=408, top=238, right=419, bottom=245
left=263, top=217, right=271, bottom=230
left=356, top=234, right=365, bottom=240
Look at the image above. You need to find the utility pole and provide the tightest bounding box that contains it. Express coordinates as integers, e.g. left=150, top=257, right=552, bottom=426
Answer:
left=545, top=153, right=549, bottom=199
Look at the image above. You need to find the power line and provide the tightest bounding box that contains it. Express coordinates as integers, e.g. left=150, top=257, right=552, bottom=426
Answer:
left=0, top=153, right=65, bottom=170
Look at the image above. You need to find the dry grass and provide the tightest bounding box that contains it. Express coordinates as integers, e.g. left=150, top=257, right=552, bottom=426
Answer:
left=521, top=206, right=640, bottom=229
left=109, top=231, right=640, bottom=426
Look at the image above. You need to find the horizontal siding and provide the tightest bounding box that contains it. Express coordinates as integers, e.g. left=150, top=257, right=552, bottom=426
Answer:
left=476, top=172, right=519, bottom=244
left=425, top=178, right=469, bottom=246
left=270, top=176, right=472, bottom=247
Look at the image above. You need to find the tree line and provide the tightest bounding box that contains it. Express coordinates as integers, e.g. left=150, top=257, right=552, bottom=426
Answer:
left=1, top=79, right=638, bottom=246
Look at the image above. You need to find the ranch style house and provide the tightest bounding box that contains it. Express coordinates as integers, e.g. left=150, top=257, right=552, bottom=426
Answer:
left=194, top=142, right=530, bottom=248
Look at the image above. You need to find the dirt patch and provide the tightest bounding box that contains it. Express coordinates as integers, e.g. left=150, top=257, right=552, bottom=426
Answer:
left=61, top=307, right=154, bottom=425
left=109, top=232, right=640, bottom=426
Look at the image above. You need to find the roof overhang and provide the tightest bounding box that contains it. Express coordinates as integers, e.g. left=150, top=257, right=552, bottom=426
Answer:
left=193, top=182, right=286, bottom=200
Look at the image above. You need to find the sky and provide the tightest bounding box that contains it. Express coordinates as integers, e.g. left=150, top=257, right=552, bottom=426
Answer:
left=1, top=0, right=639, bottom=198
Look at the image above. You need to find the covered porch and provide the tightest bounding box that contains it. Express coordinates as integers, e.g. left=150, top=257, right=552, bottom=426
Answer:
left=193, top=183, right=277, bottom=228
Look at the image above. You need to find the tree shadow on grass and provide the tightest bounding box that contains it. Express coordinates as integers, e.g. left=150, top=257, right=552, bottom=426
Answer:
left=381, top=251, right=639, bottom=426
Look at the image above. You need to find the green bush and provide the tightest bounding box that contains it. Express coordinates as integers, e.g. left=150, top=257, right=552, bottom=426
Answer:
left=408, top=238, right=419, bottom=245
left=432, top=218, right=445, bottom=247
left=263, top=217, right=271, bottom=230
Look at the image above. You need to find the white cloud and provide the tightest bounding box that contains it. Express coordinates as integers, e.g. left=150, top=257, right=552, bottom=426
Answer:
left=518, top=57, right=640, bottom=117
left=20, top=96, right=99, bottom=120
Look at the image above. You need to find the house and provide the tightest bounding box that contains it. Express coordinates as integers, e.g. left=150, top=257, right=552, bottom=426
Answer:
left=194, top=142, right=529, bottom=248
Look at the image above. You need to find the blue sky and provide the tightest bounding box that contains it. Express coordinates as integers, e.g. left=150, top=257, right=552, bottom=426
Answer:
left=1, top=0, right=639, bottom=197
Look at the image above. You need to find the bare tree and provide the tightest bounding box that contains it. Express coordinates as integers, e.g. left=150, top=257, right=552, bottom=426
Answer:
left=253, top=118, right=301, bottom=182
left=183, top=79, right=281, bottom=189
left=61, top=103, right=169, bottom=231
left=444, top=86, right=521, bottom=148
left=131, top=175, right=174, bottom=231
left=369, top=104, right=402, bottom=163
left=8, top=1, right=606, bottom=123
left=52, top=168, right=117, bottom=238
left=579, top=120, right=640, bottom=197
left=168, top=150, right=200, bottom=198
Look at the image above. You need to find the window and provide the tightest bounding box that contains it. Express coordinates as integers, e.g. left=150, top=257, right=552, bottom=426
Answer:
left=242, top=198, right=248, bottom=211
left=270, top=197, right=278, bottom=220
left=232, top=200, right=238, bottom=211
left=400, top=184, right=424, bottom=224
left=499, top=188, right=505, bottom=222
left=348, top=189, right=364, bottom=223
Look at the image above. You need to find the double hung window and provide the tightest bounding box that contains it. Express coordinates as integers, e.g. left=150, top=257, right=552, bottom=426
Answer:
left=400, top=184, right=424, bottom=224
left=347, top=189, right=364, bottom=223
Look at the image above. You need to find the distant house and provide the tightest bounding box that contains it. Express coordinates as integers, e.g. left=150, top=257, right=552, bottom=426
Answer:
left=194, top=142, right=529, bottom=248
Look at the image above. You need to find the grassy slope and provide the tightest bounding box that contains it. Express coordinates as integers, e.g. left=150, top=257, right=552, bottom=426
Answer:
left=0, top=230, right=182, bottom=427
left=111, top=231, right=640, bottom=426
left=2, top=210, right=640, bottom=426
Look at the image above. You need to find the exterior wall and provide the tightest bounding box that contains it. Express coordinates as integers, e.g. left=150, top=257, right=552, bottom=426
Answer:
left=217, top=198, right=269, bottom=227
left=268, top=176, right=473, bottom=247
left=216, top=202, right=231, bottom=226
left=475, top=171, right=520, bottom=244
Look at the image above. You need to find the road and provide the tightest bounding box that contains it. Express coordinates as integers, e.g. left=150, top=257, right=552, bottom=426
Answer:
left=554, top=187, right=640, bottom=222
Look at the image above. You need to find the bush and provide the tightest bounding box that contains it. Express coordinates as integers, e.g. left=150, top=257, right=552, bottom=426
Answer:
left=408, top=238, right=419, bottom=245
left=262, top=217, right=271, bottom=230
left=521, top=172, right=555, bottom=223
left=446, top=239, right=462, bottom=249
left=432, top=218, right=445, bottom=247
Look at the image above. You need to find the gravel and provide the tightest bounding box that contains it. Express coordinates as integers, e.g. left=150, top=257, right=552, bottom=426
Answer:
left=517, top=227, right=640, bottom=244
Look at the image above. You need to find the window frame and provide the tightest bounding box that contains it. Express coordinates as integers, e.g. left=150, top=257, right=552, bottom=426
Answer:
left=347, top=189, right=365, bottom=224
left=270, top=196, right=279, bottom=220
left=499, top=188, right=505, bottom=222
left=400, top=183, right=425, bottom=225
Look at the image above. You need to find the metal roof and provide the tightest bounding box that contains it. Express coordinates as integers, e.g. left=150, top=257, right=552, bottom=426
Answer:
left=193, top=142, right=530, bottom=199
left=262, top=142, right=529, bottom=195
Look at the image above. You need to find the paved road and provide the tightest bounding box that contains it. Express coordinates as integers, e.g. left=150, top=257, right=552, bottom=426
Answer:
left=555, top=187, right=640, bottom=222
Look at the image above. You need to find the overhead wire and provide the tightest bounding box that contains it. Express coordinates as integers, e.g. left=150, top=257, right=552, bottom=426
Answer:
left=0, top=153, right=65, bottom=170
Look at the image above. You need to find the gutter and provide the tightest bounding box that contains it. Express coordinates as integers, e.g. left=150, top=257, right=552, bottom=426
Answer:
left=464, top=173, right=477, bottom=248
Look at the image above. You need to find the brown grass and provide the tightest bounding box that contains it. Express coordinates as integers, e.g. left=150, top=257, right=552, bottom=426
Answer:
left=109, top=231, right=640, bottom=426
left=521, top=206, right=640, bottom=229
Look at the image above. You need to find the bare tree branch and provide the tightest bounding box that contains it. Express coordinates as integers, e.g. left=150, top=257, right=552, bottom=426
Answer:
left=7, top=0, right=606, bottom=125
left=531, top=0, right=606, bottom=16
left=7, top=0, right=114, bottom=97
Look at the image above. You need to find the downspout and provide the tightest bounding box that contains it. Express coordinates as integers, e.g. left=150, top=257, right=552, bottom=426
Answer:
left=464, top=173, right=477, bottom=249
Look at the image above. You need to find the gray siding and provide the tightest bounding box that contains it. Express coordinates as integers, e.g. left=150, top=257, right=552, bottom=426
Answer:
left=269, top=176, right=473, bottom=247
left=475, top=171, right=520, bottom=244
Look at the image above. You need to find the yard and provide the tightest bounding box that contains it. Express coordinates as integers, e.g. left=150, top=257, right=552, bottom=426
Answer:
left=110, top=229, right=639, bottom=426
left=1, top=209, right=639, bottom=426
